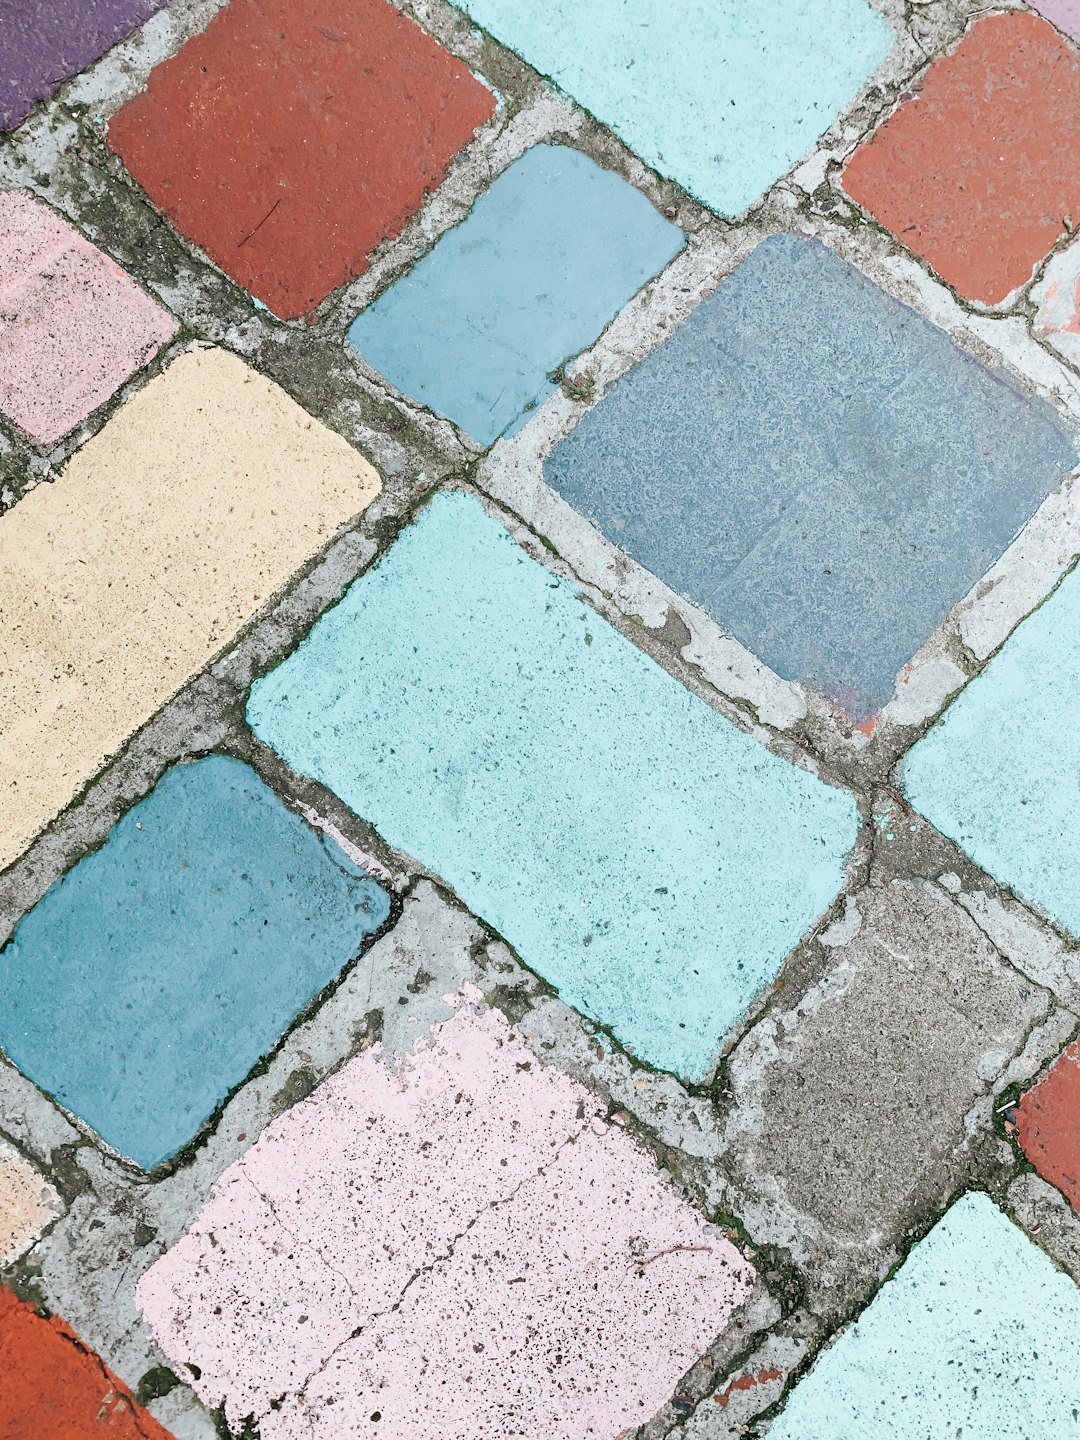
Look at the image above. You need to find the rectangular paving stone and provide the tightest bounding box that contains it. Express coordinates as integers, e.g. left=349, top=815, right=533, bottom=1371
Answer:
left=843, top=11, right=1080, bottom=305
left=348, top=144, right=684, bottom=445
left=247, top=490, right=858, bottom=1080
left=455, top=0, right=891, bottom=216
left=902, top=564, right=1080, bottom=939
left=1017, top=1039, right=1080, bottom=1216
left=543, top=234, right=1076, bottom=718
left=766, top=1193, right=1080, bottom=1438
left=108, top=0, right=496, bottom=319
left=0, top=1138, right=59, bottom=1267
left=0, top=345, right=381, bottom=872
left=0, top=755, right=390, bottom=1170
left=138, top=997, right=754, bottom=1439
left=0, top=0, right=165, bottom=132
left=0, top=1287, right=174, bottom=1440
left=0, top=189, right=176, bottom=444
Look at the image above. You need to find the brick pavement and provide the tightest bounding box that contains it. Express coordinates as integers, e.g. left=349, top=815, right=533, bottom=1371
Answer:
left=1, top=3, right=1080, bottom=1438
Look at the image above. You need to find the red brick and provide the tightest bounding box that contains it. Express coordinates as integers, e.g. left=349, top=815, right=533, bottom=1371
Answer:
left=843, top=11, right=1080, bottom=306
left=107, top=0, right=495, bottom=320
left=0, top=1287, right=174, bottom=1439
left=1017, top=1038, right=1080, bottom=1214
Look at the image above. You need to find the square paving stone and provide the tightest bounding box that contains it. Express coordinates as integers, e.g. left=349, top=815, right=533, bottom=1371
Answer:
left=0, top=346, right=380, bottom=873
left=767, top=1193, right=1080, bottom=1438
left=0, top=755, right=390, bottom=1170
left=1017, top=1039, right=1080, bottom=1216
left=902, top=564, right=1080, bottom=938
left=455, top=0, right=891, bottom=216
left=108, top=0, right=496, bottom=319
left=0, top=189, right=176, bottom=444
left=843, top=11, right=1080, bottom=306
left=543, top=233, right=1076, bottom=718
left=347, top=144, right=684, bottom=445
left=0, top=1288, right=174, bottom=1440
left=0, top=0, right=165, bottom=132
left=138, top=998, right=754, bottom=1439
left=247, top=491, right=858, bottom=1080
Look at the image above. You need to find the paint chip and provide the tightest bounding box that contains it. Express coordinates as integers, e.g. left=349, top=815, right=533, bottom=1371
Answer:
left=138, top=995, right=754, bottom=1438
left=0, top=346, right=381, bottom=872
left=0, top=190, right=176, bottom=444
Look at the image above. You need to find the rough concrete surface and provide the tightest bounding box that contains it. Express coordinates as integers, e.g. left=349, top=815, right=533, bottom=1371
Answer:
left=3, top=0, right=1080, bottom=1437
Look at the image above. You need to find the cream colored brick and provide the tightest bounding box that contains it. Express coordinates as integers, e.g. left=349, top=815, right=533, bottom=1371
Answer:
left=0, top=347, right=381, bottom=870
left=0, top=1138, right=59, bottom=1267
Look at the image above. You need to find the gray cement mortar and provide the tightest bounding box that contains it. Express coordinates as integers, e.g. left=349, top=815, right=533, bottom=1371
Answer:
left=3, top=1, right=1080, bottom=1437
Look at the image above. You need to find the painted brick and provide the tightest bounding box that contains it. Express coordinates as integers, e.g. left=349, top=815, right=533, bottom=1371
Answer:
left=1033, top=0, right=1080, bottom=44
left=767, top=1193, right=1080, bottom=1438
left=0, top=1138, right=60, bottom=1267
left=108, top=0, right=495, bottom=319
left=0, top=190, right=176, bottom=444
left=247, top=491, right=858, bottom=1080
left=0, top=756, right=390, bottom=1170
left=543, top=234, right=1075, bottom=718
left=0, top=0, right=165, bottom=132
left=0, top=346, right=380, bottom=872
left=1032, top=236, right=1080, bottom=368
left=138, top=995, right=754, bottom=1439
left=902, top=565, right=1080, bottom=939
left=455, top=0, right=891, bottom=216
left=0, top=1287, right=174, bottom=1439
left=843, top=11, right=1080, bottom=306
left=348, top=144, right=684, bottom=445
left=1017, top=1039, right=1080, bottom=1215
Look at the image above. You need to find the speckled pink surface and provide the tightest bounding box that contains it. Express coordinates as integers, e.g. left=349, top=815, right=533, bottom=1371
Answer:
left=1033, top=0, right=1080, bottom=44
left=0, top=190, right=175, bottom=443
left=138, top=990, right=754, bottom=1439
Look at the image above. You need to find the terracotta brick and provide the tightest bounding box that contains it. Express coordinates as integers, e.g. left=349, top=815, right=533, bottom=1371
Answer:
left=843, top=12, right=1080, bottom=305
left=107, top=0, right=495, bottom=319
left=0, top=1287, right=173, bottom=1439
left=1017, top=1038, right=1080, bottom=1214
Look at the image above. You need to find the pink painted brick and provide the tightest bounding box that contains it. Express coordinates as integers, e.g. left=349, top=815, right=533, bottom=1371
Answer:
left=0, top=190, right=175, bottom=443
left=138, top=991, right=754, bottom=1439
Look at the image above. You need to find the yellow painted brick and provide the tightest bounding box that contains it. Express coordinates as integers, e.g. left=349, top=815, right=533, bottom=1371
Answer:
left=0, top=1138, right=59, bottom=1266
left=0, top=346, right=381, bottom=870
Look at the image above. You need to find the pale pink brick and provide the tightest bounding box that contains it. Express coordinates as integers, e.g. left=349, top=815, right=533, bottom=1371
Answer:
left=0, top=190, right=175, bottom=443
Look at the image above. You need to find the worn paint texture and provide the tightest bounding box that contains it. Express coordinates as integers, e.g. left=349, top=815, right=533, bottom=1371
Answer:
left=0, top=189, right=176, bottom=444
left=138, top=995, right=754, bottom=1438
left=248, top=491, right=858, bottom=1080
left=902, top=564, right=1080, bottom=938
left=767, top=1193, right=1080, bottom=1438
left=1033, top=0, right=1080, bottom=43
left=0, top=1137, right=60, bottom=1266
left=844, top=11, right=1080, bottom=306
left=0, top=756, right=389, bottom=1170
left=348, top=144, right=684, bottom=445
left=108, top=0, right=496, bottom=318
left=0, top=0, right=165, bottom=131
left=0, top=346, right=380, bottom=872
left=543, top=234, right=1076, bottom=717
left=1017, top=1040, right=1080, bottom=1215
left=1032, top=237, right=1080, bottom=369
left=0, top=1287, right=174, bottom=1439
left=455, top=0, right=891, bottom=215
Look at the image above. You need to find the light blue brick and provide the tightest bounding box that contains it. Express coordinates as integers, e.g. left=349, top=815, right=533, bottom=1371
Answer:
left=348, top=144, right=683, bottom=445
left=454, top=0, right=893, bottom=215
left=544, top=234, right=1077, bottom=718
left=768, top=1193, right=1080, bottom=1439
left=0, top=756, right=391, bottom=1169
left=902, top=564, right=1080, bottom=936
left=247, top=492, right=858, bottom=1080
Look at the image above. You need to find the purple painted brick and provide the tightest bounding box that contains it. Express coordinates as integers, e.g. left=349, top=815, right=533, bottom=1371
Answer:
left=0, top=0, right=166, bottom=131
left=1032, top=1, right=1080, bottom=45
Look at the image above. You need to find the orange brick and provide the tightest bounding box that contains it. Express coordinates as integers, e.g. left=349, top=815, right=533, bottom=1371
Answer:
left=1017, top=1038, right=1080, bottom=1214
